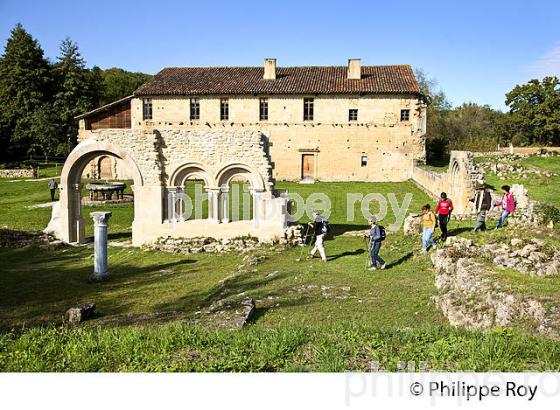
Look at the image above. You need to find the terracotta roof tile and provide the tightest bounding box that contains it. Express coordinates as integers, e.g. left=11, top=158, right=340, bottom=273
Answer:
left=134, top=65, right=420, bottom=96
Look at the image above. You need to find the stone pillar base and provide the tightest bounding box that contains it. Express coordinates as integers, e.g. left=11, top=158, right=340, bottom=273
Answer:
left=90, top=271, right=110, bottom=283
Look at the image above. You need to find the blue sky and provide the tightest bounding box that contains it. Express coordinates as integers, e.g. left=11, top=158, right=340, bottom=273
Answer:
left=1, top=0, right=559, bottom=110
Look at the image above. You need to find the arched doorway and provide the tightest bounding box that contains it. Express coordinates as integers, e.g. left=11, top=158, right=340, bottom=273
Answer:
left=58, top=141, right=144, bottom=243
left=98, top=156, right=113, bottom=179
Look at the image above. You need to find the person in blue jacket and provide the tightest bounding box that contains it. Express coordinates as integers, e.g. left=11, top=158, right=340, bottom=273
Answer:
left=367, top=216, right=386, bottom=271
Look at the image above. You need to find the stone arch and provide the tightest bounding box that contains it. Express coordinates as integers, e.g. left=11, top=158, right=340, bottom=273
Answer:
left=166, top=162, right=216, bottom=222
left=58, top=140, right=144, bottom=243
left=168, top=162, right=216, bottom=188
left=215, top=163, right=266, bottom=192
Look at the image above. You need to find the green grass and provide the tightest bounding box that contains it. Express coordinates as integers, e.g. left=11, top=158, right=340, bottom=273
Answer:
left=2, top=163, right=560, bottom=371
left=480, top=155, right=560, bottom=208
left=2, top=323, right=559, bottom=372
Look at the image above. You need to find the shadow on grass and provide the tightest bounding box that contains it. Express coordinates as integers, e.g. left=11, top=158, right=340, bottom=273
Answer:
left=0, top=246, right=197, bottom=331
left=328, top=248, right=366, bottom=261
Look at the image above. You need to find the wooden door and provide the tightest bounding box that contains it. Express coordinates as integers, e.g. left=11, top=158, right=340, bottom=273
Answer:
left=98, top=156, right=113, bottom=179
left=301, top=154, right=315, bottom=180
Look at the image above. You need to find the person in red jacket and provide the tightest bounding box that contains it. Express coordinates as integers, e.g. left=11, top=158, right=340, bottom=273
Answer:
left=435, top=192, right=453, bottom=242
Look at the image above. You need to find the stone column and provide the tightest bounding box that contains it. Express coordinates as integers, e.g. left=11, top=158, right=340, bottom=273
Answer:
left=220, top=187, right=230, bottom=223
left=90, top=211, right=112, bottom=282
left=208, top=189, right=220, bottom=223
left=253, top=192, right=262, bottom=227
left=73, top=183, right=86, bottom=243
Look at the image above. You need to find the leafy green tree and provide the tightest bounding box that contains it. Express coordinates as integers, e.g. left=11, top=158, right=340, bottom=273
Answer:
left=505, top=76, right=560, bottom=146
left=99, top=68, right=151, bottom=105
left=0, top=23, right=54, bottom=160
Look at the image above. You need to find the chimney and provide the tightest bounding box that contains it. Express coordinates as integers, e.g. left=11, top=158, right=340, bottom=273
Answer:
left=264, top=58, right=276, bottom=80
left=347, top=58, right=361, bottom=80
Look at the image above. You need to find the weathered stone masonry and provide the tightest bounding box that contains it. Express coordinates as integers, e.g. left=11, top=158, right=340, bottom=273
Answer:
left=48, top=128, right=287, bottom=246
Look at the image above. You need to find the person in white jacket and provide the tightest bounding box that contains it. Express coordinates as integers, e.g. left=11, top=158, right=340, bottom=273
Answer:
left=308, top=211, right=328, bottom=262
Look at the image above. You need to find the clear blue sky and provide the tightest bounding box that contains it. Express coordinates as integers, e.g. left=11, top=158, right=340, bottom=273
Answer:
left=1, top=0, right=559, bottom=110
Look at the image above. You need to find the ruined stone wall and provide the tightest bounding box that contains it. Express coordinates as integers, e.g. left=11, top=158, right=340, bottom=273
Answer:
left=128, top=95, right=426, bottom=182
left=0, top=169, right=35, bottom=178
left=412, top=151, right=484, bottom=214
left=85, top=129, right=273, bottom=189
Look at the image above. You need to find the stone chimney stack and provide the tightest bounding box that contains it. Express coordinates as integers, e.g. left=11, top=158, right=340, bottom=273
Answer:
left=347, top=59, right=361, bottom=80
left=264, top=58, right=277, bottom=80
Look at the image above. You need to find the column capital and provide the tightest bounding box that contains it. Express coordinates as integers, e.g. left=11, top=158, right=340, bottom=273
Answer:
left=90, top=211, right=112, bottom=226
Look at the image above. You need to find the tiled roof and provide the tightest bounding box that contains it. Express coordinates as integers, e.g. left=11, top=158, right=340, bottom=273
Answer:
left=134, top=65, right=421, bottom=96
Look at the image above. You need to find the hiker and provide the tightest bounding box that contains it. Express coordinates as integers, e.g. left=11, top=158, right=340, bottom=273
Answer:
left=366, top=216, right=386, bottom=270
left=469, top=183, right=492, bottom=233
left=308, top=211, right=329, bottom=262
left=421, top=204, right=437, bottom=253
left=48, top=179, right=58, bottom=201
left=435, top=192, right=453, bottom=241
left=495, top=185, right=516, bottom=229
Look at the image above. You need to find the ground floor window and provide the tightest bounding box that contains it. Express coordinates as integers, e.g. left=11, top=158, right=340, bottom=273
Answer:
left=361, top=154, right=368, bottom=167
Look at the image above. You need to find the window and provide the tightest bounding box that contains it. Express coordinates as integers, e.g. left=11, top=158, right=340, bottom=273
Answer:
left=190, top=97, right=200, bottom=120
left=361, top=155, right=368, bottom=167
left=142, top=98, right=152, bottom=120
left=400, top=109, right=410, bottom=122
left=303, top=98, right=314, bottom=121
left=349, top=109, right=358, bottom=121
left=259, top=97, right=268, bottom=121
left=220, top=98, right=229, bottom=121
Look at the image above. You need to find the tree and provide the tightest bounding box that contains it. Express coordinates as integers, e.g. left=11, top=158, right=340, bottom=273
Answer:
left=53, top=37, right=99, bottom=153
left=99, top=68, right=151, bottom=105
left=0, top=23, right=54, bottom=160
left=505, top=76, right=560, bottom=146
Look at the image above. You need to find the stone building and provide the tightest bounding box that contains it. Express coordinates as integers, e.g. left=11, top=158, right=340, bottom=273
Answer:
left=78, top=59, right=428, bottom=182
left=49, top=59, right=430, bottom=246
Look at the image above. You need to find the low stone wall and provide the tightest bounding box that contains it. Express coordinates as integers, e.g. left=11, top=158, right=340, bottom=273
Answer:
left=0, top=229, right=63, bottom=249
left=410, top=166, right=443, bottom=200
left=0, top=168, right=36, bottom=178
left=412, top=151, right=484, bottom=215
left=431, top=238, right=559, bottom=335
left=147, top=225, right=304, bottom=254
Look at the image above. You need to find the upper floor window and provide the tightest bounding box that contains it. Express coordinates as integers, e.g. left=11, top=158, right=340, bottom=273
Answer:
left=349, top=109, right=358, bottom=121
left=190, top=97, right=200, bottom=120
left=400, top=109, right=410, bottom=122
left=259, top=97, right=269, bottom=121
left=303, top=98, right=314, bottom=121
left=220, top=98, right=229, bottom=121
left=142, top=98, right=152, bottom=120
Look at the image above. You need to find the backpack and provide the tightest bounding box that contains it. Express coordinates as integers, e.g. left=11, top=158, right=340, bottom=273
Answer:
left=321, top=219, right=331, bottom=234
left=378, top=225, right=386, bottom=241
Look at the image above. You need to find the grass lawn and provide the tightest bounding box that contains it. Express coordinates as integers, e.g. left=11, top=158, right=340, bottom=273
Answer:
left=478, top=155, right=560, bottom=208
left=2, top=167, right=560, bottom=371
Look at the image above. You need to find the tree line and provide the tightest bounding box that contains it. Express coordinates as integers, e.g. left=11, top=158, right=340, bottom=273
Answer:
left=0, top=23, right=558, bottom=165
left=414, top=69, right=560, bottom=162
left=0, top=24, right=151, bottom=163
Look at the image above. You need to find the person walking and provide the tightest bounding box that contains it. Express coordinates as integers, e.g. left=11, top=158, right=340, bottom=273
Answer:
left=495, top=185, right=516, bottom=229
left=308, top=211, right=329, bottom=262
left=421, top=204, right=437, bottom=253
left=48, top=179, right=58, bottom=202
left=435, top=192, right=453, bottom=242
left=366, top=216, right=386, bottom=270
left=469, top=183, right=492, bottom=233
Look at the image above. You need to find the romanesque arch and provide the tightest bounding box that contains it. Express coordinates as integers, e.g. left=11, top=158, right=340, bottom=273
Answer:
left=215, top=163, right=266, bottom=192
left=58, top=140, right=144, bottom=243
